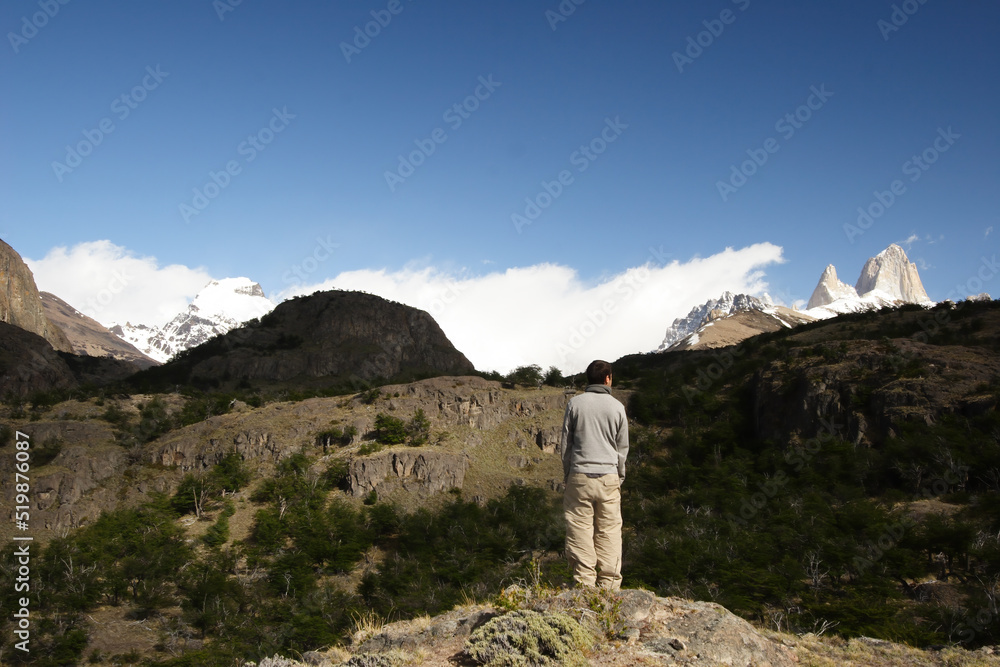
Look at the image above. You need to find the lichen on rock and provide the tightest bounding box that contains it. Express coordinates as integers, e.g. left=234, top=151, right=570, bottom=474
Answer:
left=463, top=609, right=593, bottom=666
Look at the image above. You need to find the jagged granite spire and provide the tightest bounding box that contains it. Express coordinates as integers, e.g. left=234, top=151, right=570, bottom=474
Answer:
left=855, top=244, right=931, bottom=303
left=806, top=264, right=859, bottom=310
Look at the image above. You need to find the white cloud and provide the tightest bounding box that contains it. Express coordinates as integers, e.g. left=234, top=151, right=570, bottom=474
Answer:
left=278, top=243, right=785, bottom=374
left=25, top=240, right=213, bottom=327
left=987, top=226, right=994, bottom=239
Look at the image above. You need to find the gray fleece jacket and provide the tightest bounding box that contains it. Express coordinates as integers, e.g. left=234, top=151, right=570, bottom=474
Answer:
left=561, top=384, right=629, bottom=480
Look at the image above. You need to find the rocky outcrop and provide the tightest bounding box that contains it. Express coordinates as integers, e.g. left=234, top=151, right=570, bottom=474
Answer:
left=248, top=589, right=796, bottom=666
left=0, top=420, right=129, bottom=533
left=807, top=264, right=859, bottom=309
left=373, top=376, right=565, bottom=430
left=140, top=290, right=475, bottom=389
left=348, top=450, right=469, bottom=497
left=153, top=423, right=286, bottom=471
left=41, top=291, right=157, bottom=367
left=751, top=337, right=1000, bottom=447
left=0, top=238, right=72, bottom=352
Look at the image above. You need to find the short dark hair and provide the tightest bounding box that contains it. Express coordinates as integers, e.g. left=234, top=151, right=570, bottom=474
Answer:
left=585, top=360, right=612, bottom=385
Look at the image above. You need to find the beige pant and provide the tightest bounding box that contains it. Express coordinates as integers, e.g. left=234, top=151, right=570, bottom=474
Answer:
left=564, top=473, right=622, bottom=589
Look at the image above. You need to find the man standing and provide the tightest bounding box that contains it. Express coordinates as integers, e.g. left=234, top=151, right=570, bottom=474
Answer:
left=561, top=359, right=629, bottom=589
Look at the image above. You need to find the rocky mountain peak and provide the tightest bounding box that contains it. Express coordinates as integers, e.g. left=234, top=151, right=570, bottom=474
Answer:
left=806, top=263, right=859, bottom=310
left=855, top=243, right=931, bottom=303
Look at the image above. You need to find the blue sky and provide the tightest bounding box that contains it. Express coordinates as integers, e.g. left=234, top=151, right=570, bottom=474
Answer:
left=2, top=0, right=998, bottom=372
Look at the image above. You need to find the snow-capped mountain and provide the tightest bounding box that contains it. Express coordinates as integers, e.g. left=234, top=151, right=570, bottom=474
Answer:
left=657, top=292, right=782, bottom=351
left=804, top=244, right=932, bottom=319
left=657, top=244, right=934, bottom=353
left=111, top=277, right=276, bottom=363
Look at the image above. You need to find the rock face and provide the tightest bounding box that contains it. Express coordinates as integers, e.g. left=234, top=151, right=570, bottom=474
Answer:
left=41, top=292, right=157, bottom=368
left=0, top=321, right=77, bottom=397
left=142, top=290, right=474, bottom=388
left=855, top=243, right=931, bottom=303
left=348, top=450, right=469, bottom=498
left=0, top=238, right=72, bottom=352
left=113, top=277, right=276, bottom=363
left=806, top=264, right=859, bottom=309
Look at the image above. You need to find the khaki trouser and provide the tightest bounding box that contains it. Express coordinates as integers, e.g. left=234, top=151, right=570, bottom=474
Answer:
left=563, top=473, right=622, bottom=589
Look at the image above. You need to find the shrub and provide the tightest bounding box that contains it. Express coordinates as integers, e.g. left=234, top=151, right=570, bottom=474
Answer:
left=464, top=609, right=593, bottom=666
left=407, top=408, right=430, bottom=446
left=374, top=413, right=407, bottom=445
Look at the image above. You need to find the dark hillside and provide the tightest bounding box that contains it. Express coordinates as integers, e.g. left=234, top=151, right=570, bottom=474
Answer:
left=127, top=290, right=475, bottom=393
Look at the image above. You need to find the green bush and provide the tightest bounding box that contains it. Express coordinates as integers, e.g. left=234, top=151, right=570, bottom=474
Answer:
left=374, top=413, right=407, bottom=445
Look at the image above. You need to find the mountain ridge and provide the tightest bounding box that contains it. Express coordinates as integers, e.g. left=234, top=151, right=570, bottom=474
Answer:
left=659, top=244, right=939, bottom=352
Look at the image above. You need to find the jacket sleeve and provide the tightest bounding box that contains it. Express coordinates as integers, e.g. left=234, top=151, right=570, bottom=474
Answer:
left=561, top=402, right=574, bottom=480
left=616, top=407, right=629, bottom=480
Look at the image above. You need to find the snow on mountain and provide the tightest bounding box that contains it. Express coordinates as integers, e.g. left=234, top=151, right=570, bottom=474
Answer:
left=657, top=291, right=774, bottom=352
left=112, top=278, right=276, bottom=363
left=854, top=243, right=931, bottom=304
left=804, top=244, right=932, bottom=320
left=656, top=244, right=935, bottom=353
left=806, top=265, right=858, bottom=310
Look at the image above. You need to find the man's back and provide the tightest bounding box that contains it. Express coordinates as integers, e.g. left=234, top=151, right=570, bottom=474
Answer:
left=562, top=385, right=629, bottom=480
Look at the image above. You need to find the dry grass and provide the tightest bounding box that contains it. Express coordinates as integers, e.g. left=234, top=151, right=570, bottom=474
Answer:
left=767, top=631, right=1000, bottom=667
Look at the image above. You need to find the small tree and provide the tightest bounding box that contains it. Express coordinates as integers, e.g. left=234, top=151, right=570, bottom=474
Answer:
left=374, top=413, right=407, bottom=445
left=543, top=366, right=564, bottom=387
left=408, top=408, right=431, bottom=446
